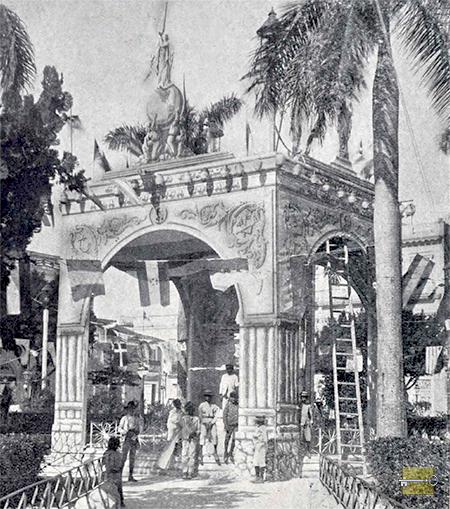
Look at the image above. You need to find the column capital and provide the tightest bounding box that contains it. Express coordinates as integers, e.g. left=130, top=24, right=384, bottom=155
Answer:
left=58, top=323, right=87, bottom=336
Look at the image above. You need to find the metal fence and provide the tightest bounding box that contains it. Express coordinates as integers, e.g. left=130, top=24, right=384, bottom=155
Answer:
left=320, top=455, right=409, bottom=509
left=89, top=421, right=165, bottom=450
left=0, top=458, right=104, bottom=509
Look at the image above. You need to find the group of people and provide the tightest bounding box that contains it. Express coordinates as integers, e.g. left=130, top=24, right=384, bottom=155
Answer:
left=161, top=387, right=240, bottom=479
left=102, top=364, right=282, bottom=505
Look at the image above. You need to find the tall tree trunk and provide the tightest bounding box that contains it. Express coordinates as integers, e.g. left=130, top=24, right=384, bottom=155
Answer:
left=372, top=4, right=405, bottom=437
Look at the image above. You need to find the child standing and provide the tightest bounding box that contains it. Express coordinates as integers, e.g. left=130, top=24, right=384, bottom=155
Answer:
left=180, top=402, right=200, bottom=479
left=223, top=391, right=239, bottom=464
left=102, top=437, right=125, bottom=508
left=253, top=416, right=268, bottom=483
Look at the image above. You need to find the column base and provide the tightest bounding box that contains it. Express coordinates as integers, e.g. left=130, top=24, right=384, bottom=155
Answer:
left=234, top=428, right=301, bottom=480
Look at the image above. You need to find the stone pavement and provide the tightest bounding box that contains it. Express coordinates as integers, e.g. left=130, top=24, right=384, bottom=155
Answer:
left=122, top=472, right=344, bottom=509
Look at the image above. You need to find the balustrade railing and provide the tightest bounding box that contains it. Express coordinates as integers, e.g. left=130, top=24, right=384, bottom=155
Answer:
left=320, top=455, right=409, bottom=509
left=0, top=458, right=104, bottom=509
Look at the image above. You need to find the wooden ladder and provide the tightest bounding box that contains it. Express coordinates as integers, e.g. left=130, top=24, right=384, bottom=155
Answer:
left=326, top=240, right=366, bottom=475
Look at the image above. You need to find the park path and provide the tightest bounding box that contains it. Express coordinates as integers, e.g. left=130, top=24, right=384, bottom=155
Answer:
left=122, top=472, right=344, bottom=509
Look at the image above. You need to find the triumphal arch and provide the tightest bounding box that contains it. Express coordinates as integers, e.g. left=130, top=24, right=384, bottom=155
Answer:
left=50, top=146, right=374, bottom=477
left=47, top=12, right=374, bottom=478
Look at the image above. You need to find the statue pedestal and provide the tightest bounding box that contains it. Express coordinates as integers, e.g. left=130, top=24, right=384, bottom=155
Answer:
left=331, top=156, right=354, bottom=173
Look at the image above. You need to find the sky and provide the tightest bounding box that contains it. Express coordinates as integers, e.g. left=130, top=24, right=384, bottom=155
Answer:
left=8, top=0, right=449, bottom=218
left=7, top=0, right=448, bottom=319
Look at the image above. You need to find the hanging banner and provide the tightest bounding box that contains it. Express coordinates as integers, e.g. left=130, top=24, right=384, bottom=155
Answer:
left=66, top=259, right=105, bottom=302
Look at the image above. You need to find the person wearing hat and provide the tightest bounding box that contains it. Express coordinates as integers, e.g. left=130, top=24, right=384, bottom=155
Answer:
left=118, top=401, right=143, bottom=482
left=252, top=416, right=268, bottom=483
left=299, top=391, right=313, bottom=458
left=198, top=390, right=221, bottom=466
left=219, top=364, right=239, bottom=410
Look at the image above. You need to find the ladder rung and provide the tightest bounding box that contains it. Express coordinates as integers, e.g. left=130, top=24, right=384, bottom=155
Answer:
left=340, top=412, right=359, bottom=416
left=340, top=324, right=352, bottom=328
left=339, top=397, right=358, bottom=401
left=337, top=382, right=356, bottom=386
left=341, top=428, right=360, bottom=432
left=332, top=296, right=350, bottom=300
left=336, top=338, right=352, bottom=341
left=336, top=352, right=354, bottom=356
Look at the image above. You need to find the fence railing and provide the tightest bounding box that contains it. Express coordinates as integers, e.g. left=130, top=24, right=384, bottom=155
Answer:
left=0, top=458, right=104, bottom=509
left=89, top=421, right=165, bottom=450
left=320, top=455, right=409, bottom=509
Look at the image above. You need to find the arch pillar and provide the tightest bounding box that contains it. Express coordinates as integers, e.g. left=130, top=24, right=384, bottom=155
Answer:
left=44, top=261, right=92, bottom=473
left=234, top=317, right=306, bottom=478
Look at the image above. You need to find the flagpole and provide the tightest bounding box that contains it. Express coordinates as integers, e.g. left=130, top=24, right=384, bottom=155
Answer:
left=70, top=108, right=73, bottom=155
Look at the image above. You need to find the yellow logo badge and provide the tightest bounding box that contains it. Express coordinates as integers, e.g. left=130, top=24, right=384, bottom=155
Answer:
left=401, top=467, right=435, bottom=495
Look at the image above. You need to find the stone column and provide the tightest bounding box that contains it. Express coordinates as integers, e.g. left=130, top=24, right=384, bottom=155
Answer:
left=44, top=262, right=91, bottom=474
left=235, top=321, right=302, bottom=479
left=51, top=324, right=89, bottom=459
left=238, top=323, right=276, bottom=430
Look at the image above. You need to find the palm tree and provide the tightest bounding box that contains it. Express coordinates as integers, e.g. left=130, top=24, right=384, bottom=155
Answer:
left=104, top=124, right=148, bottom=158
left=246, top=0, right=450, bottom=437
left=105, top=94, right=243, bottom=159
left=0, top=4, right=36, bottom=104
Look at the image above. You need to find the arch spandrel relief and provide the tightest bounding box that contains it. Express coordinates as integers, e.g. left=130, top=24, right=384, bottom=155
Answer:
left=277, top=196, right=374, bottom=318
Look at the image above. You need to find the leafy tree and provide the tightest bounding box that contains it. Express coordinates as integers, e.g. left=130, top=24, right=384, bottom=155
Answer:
left=245, top=0, right=450, bottom=437
left=317, top=310, right=446, bottom=418
left=1, top=66, right=85, bottom=308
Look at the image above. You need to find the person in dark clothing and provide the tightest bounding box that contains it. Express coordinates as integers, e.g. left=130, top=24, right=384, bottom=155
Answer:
left=0, top=382, right=13, bottom=426
left=103, top=436, right=125, bottom=508
left=223, top=391, right=238, bottom=464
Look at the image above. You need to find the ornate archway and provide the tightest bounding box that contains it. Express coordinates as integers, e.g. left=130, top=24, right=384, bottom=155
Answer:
left=48, top=151, right=374, bottom=478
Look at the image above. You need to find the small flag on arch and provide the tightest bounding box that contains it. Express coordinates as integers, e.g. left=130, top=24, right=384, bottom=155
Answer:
left=66, top=259, right=105, bottom=302
left=93, top=139, right=112, bottom=173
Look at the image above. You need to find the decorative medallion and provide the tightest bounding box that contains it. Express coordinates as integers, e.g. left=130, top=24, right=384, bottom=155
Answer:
left=149, top=205, right=168, bottom=225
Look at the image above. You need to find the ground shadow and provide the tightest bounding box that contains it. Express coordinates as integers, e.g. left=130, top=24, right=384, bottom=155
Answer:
left=124, top=477, right=262, bottom=509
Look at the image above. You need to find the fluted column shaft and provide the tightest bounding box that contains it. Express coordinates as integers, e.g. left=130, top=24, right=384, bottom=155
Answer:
left=51, top=323, right=89, bottom=453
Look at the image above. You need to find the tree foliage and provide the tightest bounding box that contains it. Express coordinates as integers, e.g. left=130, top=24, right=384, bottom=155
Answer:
left=0, top=4, right=36, bottom=103
left=1, top=66, right=85, bottom=288
left=316, top=310, right=446, bottom=411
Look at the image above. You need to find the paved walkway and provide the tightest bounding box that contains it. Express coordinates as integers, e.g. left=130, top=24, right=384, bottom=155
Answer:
left=122, top=472, right=344, bottom=509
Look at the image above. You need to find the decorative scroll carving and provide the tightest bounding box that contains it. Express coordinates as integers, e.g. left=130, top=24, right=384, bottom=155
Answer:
left=226, top=204, right=267, bottom=269
left=70, top=214, right=146, bottom=257
left=178, top=202, right=267, bottom=269
left=282, top=202, right=372, bottom=255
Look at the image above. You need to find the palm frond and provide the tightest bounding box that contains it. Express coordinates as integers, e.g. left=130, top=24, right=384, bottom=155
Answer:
left=200, top=94, right=243, bottom=127
left=104, top=124, right=147, bottom=157
left=395, top=0, right=450, bottom=122
left=0, top=4, right=36, bottom=93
